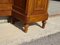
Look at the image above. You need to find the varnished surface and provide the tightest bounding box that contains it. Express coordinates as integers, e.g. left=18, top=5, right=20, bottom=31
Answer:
left=0, top=0, right=12, bottom=16
left=12, top=0, right=49, bottom=32
left=0, top=0, right=12, bottom=3
left=13, top=0, right=48, bottom=22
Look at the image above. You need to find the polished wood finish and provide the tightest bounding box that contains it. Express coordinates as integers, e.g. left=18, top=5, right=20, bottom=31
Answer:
left=0, top=0, right=12, bottom=16
left=12, top=0, right=49, bottom=33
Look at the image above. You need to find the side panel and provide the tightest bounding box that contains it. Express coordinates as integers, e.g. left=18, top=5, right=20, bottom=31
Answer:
left=27, top=0, right=48, bottom=15
left=13, top=0, right=26, bottom=15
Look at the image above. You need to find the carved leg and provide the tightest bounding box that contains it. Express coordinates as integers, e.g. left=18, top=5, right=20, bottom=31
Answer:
left=42, top=20, right=46, bottom=28
left=23, top=23, right=29, bottom=33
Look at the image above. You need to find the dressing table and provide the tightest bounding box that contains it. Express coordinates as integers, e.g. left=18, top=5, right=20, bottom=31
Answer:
left=11, top=0, right=49, bottom=33
left=0, top=0, right=49, bottom=33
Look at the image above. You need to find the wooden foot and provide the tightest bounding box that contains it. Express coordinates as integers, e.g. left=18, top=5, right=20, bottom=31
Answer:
left=42, top=20, right=46, bottom=28
left=23, top=23, right=29, bottom=33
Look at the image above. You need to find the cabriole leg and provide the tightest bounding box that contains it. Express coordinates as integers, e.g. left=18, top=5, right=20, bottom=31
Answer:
left=23, top=23, right=29, bottom=33
left=42, top=20, right=46, bottom=28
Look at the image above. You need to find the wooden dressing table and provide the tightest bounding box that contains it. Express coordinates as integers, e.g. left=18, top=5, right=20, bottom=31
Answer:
left=11, top=0, right=49, bottom=33
left=0, top=0, right=49, bottom=33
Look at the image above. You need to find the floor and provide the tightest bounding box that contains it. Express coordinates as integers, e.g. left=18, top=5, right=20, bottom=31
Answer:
left=0, top=0, right=60, bottom=45
left=48, top=0, right=60, bottom=16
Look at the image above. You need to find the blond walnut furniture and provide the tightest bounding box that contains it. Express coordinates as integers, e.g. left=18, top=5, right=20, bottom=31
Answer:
left=12, top=0, right=49, bottom=33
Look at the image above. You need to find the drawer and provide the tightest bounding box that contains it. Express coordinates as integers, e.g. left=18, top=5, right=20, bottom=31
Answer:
left=0, top=10, right=12, bottom=16
left=0, top=4, right=12, bottom=10
left=0, top=0, right=12, bottom=3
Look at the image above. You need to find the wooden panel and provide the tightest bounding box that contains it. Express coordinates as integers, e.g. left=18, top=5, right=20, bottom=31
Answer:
left=14, top=0, right=26, bottom=9
left=29, top=13, right=48, bottom=23
left=27, top=0, right=48, bottom=15
left=0, top=4, right=12, bottom=10
left=0, top=0, right=12, bottom=3
left=0, top=0, right=12, bottom=16
left=13, top=0, right=26, bottom=15
left=34, top=0, right=47, bottom=11
left=12, top=10, right=26, bottom=23
left=0, top=10, right=12, bottom=16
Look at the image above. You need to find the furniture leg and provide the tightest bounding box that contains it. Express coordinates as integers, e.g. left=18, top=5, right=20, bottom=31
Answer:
left=42, top=20, right=46, bottom=28
left=23, top=23, right=29, bottom=33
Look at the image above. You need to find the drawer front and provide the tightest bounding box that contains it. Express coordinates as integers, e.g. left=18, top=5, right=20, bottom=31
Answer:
left=0, top=0, right=12, bottom=3
left=0, top=10, right=12, bottom=16
left=0, top=4, right=12, bottom=10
